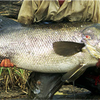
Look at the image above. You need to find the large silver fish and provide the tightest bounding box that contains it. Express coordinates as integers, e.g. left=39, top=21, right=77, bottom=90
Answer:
left=0, top=16, right=100, bottom=73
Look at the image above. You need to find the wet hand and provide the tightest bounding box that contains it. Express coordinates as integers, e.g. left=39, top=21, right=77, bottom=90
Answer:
left=0, top=59, right=14, bottom=67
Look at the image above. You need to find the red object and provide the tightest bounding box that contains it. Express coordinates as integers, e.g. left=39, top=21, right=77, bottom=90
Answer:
left=85, top=59, right=100, bottom=85
left=0, top=59, right=14, bottom=67
left=86, top=74, right=100, bottom=86
left=96, top=59, right=100, bottom=67
left=58, top=0, right=65, bottom=7
left=95, top=75, right=100, bottom=85
left=86, top=35, right=91, bottom=39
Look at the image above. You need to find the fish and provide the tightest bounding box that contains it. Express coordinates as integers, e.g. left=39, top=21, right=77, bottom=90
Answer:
left=0, top=16, right=100, bottom=74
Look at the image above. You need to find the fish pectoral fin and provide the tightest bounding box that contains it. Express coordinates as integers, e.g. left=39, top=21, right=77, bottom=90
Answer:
left=61, top=64, right=87, bottom=83
left=53, top=41, right=85, bottom=56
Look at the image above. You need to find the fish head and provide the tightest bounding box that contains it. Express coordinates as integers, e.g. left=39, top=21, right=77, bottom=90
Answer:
left=81, top=24, right=100, bottom=52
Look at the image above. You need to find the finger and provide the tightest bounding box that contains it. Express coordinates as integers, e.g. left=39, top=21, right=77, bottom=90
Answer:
left=4, top=59, right=11, bottom=67
left=10, top=63, right=14, bottom=67
left=0, top=59, right=5, bottom=67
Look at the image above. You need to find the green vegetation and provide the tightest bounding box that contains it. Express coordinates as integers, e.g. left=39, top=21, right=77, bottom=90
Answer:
left=0, top=67, right=31, bottom=92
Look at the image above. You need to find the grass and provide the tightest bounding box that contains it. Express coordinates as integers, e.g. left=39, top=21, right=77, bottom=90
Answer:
left=0, top=66, right=31, bottom=93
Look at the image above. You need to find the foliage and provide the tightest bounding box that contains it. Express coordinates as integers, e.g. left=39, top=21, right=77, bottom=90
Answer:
left=0, top=66, right=31, bottom=92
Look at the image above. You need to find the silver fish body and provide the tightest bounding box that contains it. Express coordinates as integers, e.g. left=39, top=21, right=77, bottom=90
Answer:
left=0, top=16, right=99, bottom=73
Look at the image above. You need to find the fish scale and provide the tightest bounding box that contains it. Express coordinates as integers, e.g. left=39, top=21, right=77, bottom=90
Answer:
left=0, top=16, right=99, bottom=73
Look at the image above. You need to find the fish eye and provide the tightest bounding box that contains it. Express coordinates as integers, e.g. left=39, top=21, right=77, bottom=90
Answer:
left=85, top=35, right=91, bottom=39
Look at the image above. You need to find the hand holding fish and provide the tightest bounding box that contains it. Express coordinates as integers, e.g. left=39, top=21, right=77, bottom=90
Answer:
left=1, top=58, right=100, bottom=69
left=0, top=59, right=14, bottom=67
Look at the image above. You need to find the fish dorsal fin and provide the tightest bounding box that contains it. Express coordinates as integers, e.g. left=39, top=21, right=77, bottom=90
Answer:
left=53, top=41, right=85, bottom=56
left=0, top=16, right=21, bottom=30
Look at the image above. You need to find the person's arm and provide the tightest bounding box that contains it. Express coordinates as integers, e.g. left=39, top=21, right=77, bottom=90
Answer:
left=18, top=0, right=38, bottom=24
left=92, top=0, right=100, bottom=23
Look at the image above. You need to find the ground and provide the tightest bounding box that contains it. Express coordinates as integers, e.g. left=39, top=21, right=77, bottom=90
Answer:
left=0, top=85, right=100, bottom=100
left=1, top=84, right=100, bottom=100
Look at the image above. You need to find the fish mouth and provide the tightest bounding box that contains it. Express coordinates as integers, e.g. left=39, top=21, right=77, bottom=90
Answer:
left=81, top=26, right=100, bottom=59
left=82, top=37, right=100, bottom=59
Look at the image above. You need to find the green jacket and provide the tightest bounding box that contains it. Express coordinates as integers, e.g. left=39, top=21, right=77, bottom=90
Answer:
left=18, top=0, right=100, bottom=24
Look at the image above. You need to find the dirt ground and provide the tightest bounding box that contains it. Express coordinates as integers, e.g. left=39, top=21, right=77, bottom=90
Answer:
left=1, top=84, right=100, bottom=100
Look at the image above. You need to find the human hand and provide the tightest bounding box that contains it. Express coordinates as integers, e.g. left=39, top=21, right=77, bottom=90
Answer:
left=0, top=59, right=14, bottom=67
